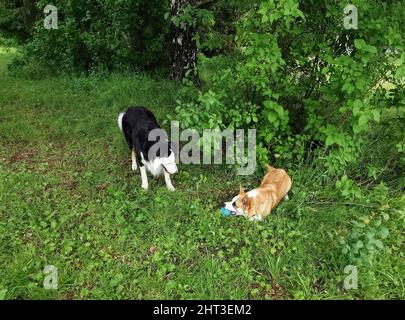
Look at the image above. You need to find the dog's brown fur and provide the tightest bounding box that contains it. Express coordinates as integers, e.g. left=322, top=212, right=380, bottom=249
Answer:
left=235, top=164, right=292, bottom=220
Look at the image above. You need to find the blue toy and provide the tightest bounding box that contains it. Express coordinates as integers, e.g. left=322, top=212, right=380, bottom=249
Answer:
left=220, top=207, right=234, bottom=217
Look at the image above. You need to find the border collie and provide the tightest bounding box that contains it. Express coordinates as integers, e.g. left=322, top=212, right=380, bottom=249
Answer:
left=118, top=106, right=178, bottom=191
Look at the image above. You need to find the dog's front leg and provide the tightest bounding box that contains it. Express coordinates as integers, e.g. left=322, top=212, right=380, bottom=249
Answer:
left=164, top=171, right=175, bottom=192
left=140, top=166, right=148, bottom=190
left=249, top=215, right=263, bottom=221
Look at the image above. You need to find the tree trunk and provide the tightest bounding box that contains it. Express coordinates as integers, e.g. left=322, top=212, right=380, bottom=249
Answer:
left=169, top=0, right=199, bottom=84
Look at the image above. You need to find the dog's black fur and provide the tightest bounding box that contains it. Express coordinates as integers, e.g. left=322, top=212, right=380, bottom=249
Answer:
left=120, top=106, right=171, bottom=164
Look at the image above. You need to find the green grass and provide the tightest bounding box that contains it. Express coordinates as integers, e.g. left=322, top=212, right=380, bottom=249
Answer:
left=0, top=46, right=17, bottom=74
left=0, top=48, right=403, bottom=300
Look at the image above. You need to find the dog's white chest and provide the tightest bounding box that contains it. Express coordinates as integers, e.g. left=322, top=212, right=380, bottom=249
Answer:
left=145, top=160, right=163, bottom=177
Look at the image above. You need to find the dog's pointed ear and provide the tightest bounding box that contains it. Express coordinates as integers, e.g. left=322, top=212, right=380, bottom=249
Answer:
left=239, top=185, right=245, bottom=195
left=264, top=164, right=273, bottom=172
left=242, top=196, right=249, bottom=208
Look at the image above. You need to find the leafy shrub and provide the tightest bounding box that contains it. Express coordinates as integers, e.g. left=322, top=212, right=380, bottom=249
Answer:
left=0, top=0, right=38, bottom=41
left=175, top=0, right=404, bottom=175
left=10, top=0, right=169, bottom=72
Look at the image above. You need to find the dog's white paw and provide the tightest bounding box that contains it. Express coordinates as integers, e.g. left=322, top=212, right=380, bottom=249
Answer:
left=141, top=184, right=148, bottom=191
left=249, top=215, right=263, bottom=222
left=167, top=185, right=176, bottom=192
left=132, top=163, right=137, bottom=171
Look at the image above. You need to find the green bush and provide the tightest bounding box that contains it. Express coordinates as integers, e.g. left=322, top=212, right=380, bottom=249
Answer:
left=0, top=0, right=38, bottom=41
left=10, top=0, right=169, bottom=72
left=175, top=0, right=404, bottom=175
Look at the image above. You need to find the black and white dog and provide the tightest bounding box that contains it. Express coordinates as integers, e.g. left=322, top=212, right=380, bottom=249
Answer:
left=118, top=106, right=178, bottom=191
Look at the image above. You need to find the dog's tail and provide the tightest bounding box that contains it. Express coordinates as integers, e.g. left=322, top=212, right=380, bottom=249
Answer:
left=117, top=112, right=125, bottom=132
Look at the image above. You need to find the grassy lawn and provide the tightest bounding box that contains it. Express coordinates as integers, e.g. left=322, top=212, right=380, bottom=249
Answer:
left=0, top=48, right=403, bottom=300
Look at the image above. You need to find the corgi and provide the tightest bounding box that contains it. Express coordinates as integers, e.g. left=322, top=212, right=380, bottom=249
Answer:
left=234, top=164, right=292, bottom=221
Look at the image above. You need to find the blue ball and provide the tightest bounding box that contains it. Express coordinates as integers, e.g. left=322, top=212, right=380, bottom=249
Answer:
left=220, top=207, right=233, bottom=217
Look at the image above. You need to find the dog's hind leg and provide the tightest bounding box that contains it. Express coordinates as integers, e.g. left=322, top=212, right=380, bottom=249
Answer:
left=131, top=147, right=137, bottom=171
left=164, top=171, right=176, bottom=192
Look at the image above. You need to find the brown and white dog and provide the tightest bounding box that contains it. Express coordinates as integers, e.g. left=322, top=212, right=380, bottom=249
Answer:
left=234, top=164, right=292, bottom=221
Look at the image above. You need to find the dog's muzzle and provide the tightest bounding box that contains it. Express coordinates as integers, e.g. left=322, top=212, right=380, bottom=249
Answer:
left=162, top=164, right=178, bottom=175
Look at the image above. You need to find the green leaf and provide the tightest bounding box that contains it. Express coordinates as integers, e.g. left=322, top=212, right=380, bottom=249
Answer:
left=355, top=240, right=364, bottom=249
left=352, top=100, right=362, bottom=116
left=325, top=135, right=335, bottom=147
left=379, top=227, right=389, bottom=238
left=358, top=114, right=369, bottom=127
left=355, top=77, right=367, bottom=90
left=371, top=110, right=380, bottom=122
left=365, top=45, right=377, bottom=54
left=267, top=112, right=275, bottom=123
left=395, top=64, right=405, bottom=79
left=354, top=39, right=366, bottom=49
left=374, top=239, right=384, bottom=249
